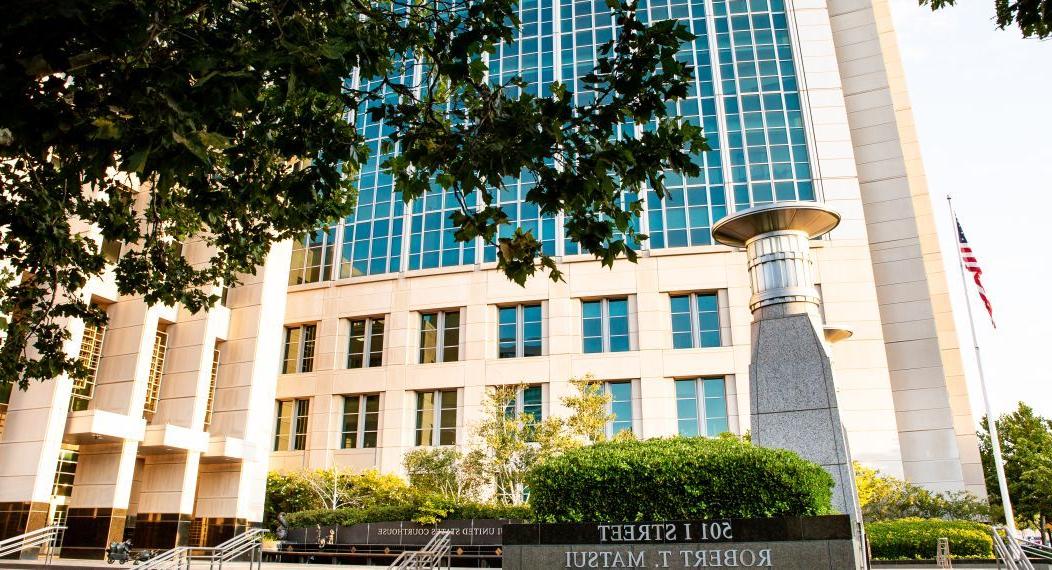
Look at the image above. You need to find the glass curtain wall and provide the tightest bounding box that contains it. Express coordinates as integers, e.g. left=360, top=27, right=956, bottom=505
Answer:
left=291, top=0, right=815, bottom=283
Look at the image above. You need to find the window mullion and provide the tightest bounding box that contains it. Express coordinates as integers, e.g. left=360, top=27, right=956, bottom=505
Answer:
left=437, top=313, right=445, bottom=363
left=432, top=390, right=441, bottom=445
left=297, top=327, right=306, bottom=373
left=357, top=397, right=367, bottom=448
left=697, top=379, right=707, bottom=436
left=363, top=319, right=373, bottom=368
left=691, top=294, right=701, bottom=349
left=601, top=300, right=610, bottom=353
left=517, top=305, right=525, bottom=358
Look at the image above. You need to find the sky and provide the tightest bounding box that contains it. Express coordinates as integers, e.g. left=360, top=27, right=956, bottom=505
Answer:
left=885, top=0, right=1052, bottom=421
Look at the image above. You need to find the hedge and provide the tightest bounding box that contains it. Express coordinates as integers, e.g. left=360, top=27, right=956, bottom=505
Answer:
left=865, top=518, right=993, bottom=560
left=286, top=500, right=531, bottom=528
left=526, top=437, right=834, bottom=522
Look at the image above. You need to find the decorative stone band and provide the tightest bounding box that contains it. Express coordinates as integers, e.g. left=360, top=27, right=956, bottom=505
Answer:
left=501, top=516, right=858, bottom=570
left=502, top=515, right=852, bottom=546
left=745, top=230, right=819, bottom=312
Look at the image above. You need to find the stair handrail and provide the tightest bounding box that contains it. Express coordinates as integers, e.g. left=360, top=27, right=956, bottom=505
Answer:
left=210, top=528, right=266, bottom=570
left=993, top=526, right=1036, bottom=570
left=388, top=530, right=452, bottom=570
left=136, top=545, right=193, bottom=570
left=212, top=528, right=267, bottom=554
left=0, top=525, right=66, bottom=564
left=1019, top=538, right=1052, bottom=562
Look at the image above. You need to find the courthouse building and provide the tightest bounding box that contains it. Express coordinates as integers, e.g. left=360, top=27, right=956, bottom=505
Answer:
left=0, top=0, right=985, bottom=556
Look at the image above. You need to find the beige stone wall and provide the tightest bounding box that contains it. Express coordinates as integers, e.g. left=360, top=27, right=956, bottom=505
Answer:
left=274, top=232, right=902, bottom=477
left=825, top=0, right=983, bottom=493
left=0, top=225, right=290, bottom=537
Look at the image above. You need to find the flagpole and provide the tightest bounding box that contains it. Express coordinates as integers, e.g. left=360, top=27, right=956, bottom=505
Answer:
left=946, top=194, right=1016, bottom=534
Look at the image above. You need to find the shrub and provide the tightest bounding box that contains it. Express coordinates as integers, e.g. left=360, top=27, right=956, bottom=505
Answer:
left=855, top=463, right=992, bottom=522
left=265, top=471, right=319, bottom=528
left=526, top=437, right=834, bottom=522
left=264, top=468, right=411, bottom=528
left=285, top=496, right=531, bottom=528
left=866, top=518, right=993, bottom=560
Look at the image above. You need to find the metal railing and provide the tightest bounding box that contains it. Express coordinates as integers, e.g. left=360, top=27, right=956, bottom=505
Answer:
left=387, top=530, right=452, bottom=570
left=136, top=545, right=194, bottom=570
left=1019, top=539, right=1052, bottom=562
left=0, top=525, right=66, bottom=565
left=993, top=526, right=1036, bottom=570
left=137, top=528, right=266, bottom=570
left=208, top=528, right=266, bottom=570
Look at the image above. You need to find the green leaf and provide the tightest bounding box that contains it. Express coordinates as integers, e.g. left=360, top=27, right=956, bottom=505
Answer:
left=91, top=118, right=120, bottom=140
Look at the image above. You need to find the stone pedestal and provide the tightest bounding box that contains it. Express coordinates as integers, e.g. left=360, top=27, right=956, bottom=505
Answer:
left=749, top=310, right=858, bottom=517
left=712, top=202, right=864, bottom=568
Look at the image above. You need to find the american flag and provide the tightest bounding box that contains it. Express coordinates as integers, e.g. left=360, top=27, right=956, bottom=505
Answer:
left=957, top=220, right=995, bottom=328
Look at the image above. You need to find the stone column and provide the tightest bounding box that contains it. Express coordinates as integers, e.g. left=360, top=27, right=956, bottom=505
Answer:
left=712, top=202, right=864, bottom=568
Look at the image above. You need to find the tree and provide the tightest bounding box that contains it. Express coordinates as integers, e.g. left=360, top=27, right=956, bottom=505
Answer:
left=402, top=446, right=486, bottom=501
left=853, top=462, right=992, bottom=522
left=473, top=383, right=581, bottom=504
left=264, top=467, right=409, bottom=527
left=264, top=470, right=318, bottom=529
left=922, top=0, right=1050, bottom=38
left=403, top=376, right=617, bottom=504
left=562, top=374, right=615, bottom=443
left=979, top=402, right=1052, bottom=544
left=0, top=0, right=704, bottom=389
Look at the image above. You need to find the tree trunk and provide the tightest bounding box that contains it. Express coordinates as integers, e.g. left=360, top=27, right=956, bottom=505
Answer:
left=1041, top=512, right=1049, bottom=546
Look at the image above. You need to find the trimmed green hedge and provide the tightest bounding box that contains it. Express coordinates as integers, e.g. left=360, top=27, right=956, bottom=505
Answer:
left=286, top=500, right=531, bottom=527
left=526, top=437, right=834, bottom=522
left=865, top=518, right=993, bottom=560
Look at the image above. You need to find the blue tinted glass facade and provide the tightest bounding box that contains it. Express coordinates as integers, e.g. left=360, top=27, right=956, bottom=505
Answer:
left=309, top=0, right=815, bottom=283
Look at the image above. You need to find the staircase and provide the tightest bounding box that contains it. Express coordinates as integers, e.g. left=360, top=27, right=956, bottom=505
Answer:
left=1019, top=538, right=1052, bottom=564
left=137, top=528, right=266, bottom=570
left=0, top=526, right=65, bottom=565
left=993, top=526, right=1038, bottom=570
left=387, top=530, right=452, bottom=570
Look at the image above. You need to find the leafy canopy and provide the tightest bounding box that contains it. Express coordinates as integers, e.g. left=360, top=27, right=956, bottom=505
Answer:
left=403, top=375, right=617, bottom=505
left=922, top=0, right=1051, bottom=38
left=0, top=0, right=705, bottom=388
left=979, top=402, right=1052, bottom=538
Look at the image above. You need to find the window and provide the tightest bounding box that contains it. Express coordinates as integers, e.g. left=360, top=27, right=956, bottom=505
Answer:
left=498, top=304, right=543, bottom=358
left=282, top=324, right=317, bottom=374
left=71, top=320, right=106, bottom=412
left=670, top=293, right=721, bottom=349
left=419, top=311, right=460, bottom=364
left=203, top=347, right=220, bottom=428
left=505, top=385, right=544, bottom=437
left=675, top=378, right=730, bottom=437
left=143, top=327, right=168, bottom=420
left=341, top=394, right=380, bottom=448
left=0, top=382, right=10, bottom=439
left=348, top=317, right=384, bottom=369
left=415, top=390, right=458, bottom=446
left=274, top=399, right=310, bottom=451
left=606, top=381, right=634, bottom=438
left=582, top=298, right=630, bottom=353
left=51, top=445, right=79, bottom=498
left=288, top=228, right=336, bottom=285
left=100, top=239, right=122, bottom=264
